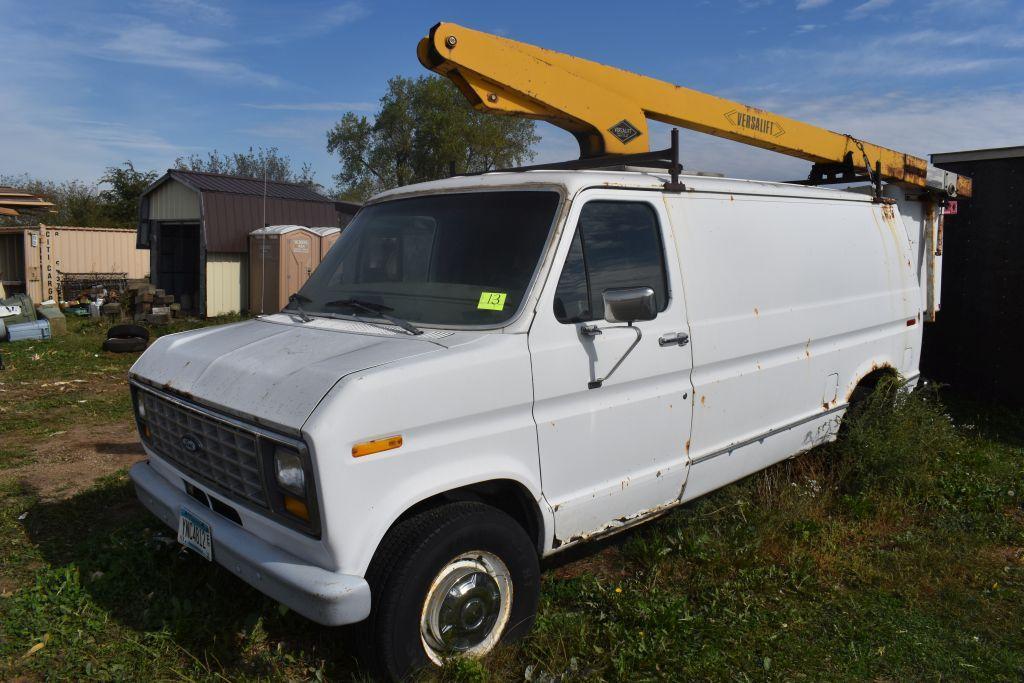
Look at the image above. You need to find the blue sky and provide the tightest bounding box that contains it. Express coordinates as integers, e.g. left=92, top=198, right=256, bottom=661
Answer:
left=3, top=0, right=1023, bottom=189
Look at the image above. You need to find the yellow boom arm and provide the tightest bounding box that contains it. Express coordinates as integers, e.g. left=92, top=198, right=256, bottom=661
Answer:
left=418, top=22, right=970, bottom=197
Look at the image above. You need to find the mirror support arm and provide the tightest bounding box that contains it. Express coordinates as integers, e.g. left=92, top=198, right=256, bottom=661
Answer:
left=586, top=323, right=642, bottom=389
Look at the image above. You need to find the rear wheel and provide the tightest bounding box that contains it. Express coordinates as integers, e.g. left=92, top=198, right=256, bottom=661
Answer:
left=358, top=501, right=540, bottom=680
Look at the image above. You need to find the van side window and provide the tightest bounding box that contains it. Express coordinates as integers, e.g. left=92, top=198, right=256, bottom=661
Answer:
left=553, top=201, right=668, bottom=323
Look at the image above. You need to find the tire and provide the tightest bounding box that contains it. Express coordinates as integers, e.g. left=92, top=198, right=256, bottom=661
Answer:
left=358, top=501, right=540, bottom=681
left=102, top=336, right=148, bottom=353
left=106, top=323, right=150, bottom=341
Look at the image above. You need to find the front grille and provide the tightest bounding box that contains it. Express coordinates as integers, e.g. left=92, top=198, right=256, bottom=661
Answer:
left=138, top=389, right=269, bottom=509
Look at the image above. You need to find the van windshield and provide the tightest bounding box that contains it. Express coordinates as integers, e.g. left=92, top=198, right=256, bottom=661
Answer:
left=295, top=191, right=560, bottom=327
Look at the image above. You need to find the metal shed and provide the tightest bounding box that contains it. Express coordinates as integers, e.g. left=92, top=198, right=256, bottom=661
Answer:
left=923, top=145, right=1023, bottom=403
left=137, top=170, right=351, bottom=317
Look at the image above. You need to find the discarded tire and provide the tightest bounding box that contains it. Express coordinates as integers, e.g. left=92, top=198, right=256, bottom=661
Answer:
left=106, top=323, right=150, bottom=342
left=102, top=336, right=148, bottom=353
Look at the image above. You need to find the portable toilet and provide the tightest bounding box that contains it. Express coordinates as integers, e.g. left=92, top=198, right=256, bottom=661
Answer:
left=249, top=225, right=321, bottom=315
left=310, top=226, right=341, bottom=259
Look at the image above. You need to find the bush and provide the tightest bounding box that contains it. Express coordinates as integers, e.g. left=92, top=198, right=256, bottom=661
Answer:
left=827, top=377, right=963, bottom=501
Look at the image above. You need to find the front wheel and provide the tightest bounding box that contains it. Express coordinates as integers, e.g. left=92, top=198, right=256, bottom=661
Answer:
left=358, top=502, right=540, bottom=680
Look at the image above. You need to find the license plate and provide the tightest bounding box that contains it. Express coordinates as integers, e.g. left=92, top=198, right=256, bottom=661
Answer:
left=178, top=507, right=213, bottom=561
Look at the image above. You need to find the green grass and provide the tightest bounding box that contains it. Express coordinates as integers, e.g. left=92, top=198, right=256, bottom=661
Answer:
left=1, top=328, right=1022, bottom=680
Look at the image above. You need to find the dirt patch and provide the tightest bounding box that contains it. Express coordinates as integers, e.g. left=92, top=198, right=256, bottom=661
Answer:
left=1, top=371, right=125, bottom=404
left=549, top=544, right=627, bottom=582
left=990, top=546, right=1024, bottom=566
left=0, top=420, right=144, bottom=501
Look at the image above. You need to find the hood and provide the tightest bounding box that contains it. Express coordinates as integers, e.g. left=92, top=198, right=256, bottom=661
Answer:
left=130, top=317, right=448, bottom=432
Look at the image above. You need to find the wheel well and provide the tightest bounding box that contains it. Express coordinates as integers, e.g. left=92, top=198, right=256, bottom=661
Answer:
left=392, top=480, right=544, bottom=555
left=848, top=365, right=898, bottom=404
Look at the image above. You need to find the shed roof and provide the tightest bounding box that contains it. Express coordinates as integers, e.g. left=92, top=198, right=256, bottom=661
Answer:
left=931, top=146, right=1024, bottom=164
left=166, top=169, right=334, bottom=203
left=0, top=186, right=56, bottom=216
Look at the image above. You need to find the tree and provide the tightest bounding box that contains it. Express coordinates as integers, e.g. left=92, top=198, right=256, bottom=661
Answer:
left=174, top=146, right=321, bottom=190
left=326, top=76, right=540, bottom=201
left=99, top=162, right=158, bottom=227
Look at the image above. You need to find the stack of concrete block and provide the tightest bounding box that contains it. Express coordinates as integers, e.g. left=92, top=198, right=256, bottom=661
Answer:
left=100, top=302, right=123, bottom=321
left=123, top=283, right=182, bottom=325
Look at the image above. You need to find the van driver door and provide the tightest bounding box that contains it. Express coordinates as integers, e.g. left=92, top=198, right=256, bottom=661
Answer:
left=529, top=192, right=694, bottom=545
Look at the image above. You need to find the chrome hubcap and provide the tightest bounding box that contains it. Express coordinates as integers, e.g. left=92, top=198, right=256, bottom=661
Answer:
left=420, top=551, right=512, bottom=664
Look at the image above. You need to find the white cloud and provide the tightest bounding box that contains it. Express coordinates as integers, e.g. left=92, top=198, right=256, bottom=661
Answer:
left=242, top=102, right=377, bottom=112
left=323, top=1, right=368, bottom=28
left=146, top=0, right=233, bottom=25
left=925, top=0, right=1008, bottom=12
left=795, top=23, right=825, bottom=33
left=95, top=22, right=281, bottom=86
left=0, top=86, right=183, bottom=181
left=847, top=0, right=895, bottom=19
left=889, top=27, right=1024, bottom=49
left=788, top=90, right=1024, bottom=158
left=797, top=0, right=831, bottom=9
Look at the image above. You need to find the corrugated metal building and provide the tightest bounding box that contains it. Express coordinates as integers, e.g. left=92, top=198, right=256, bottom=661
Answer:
left=138, top=170, right=354, bottom=316
left=0, top=225, right=150, bottom=303
left=923, top=145, right=1024, bottom=404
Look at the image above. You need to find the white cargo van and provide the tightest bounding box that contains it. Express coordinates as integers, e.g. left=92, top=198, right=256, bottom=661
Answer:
left=129, top=169, right=937, bottom=677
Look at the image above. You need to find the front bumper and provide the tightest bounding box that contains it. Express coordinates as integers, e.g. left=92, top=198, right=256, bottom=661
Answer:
left=130, top=461, right=371, bottom=626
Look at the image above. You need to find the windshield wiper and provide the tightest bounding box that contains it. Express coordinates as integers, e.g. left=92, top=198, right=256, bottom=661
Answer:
left=284, top=293, right=313, bottom=323
left=325, top=298, right=423, bottom=336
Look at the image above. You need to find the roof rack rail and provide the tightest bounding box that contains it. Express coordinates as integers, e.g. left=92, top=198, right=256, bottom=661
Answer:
left=482, top=129, right=688, bottom=192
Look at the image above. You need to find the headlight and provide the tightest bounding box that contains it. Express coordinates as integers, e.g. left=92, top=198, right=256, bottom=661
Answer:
left=136, top=396, right=146, bottom=419
left=274, top=447, right=305, bottom=496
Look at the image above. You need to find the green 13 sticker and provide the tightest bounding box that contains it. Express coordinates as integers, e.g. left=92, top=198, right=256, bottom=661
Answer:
left=477, top=291, right=507, bottom=311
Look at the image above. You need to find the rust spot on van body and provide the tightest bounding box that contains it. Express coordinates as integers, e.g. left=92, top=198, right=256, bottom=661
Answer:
left=753, top=307, right=759, bottom=317
left=700, top=395, right=706, bottom=406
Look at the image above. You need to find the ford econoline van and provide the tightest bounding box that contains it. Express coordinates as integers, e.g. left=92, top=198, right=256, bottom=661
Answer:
left=129, top=169, right=940, bottom=678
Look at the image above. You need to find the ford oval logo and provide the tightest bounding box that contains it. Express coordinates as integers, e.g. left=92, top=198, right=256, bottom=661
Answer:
left=180, top=434, right=203, bottom=453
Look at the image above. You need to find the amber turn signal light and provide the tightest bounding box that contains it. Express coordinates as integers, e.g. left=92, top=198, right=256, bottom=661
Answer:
left=352, top=435, right=403, bottom=458
left=283, top=494, right=309, bottom=520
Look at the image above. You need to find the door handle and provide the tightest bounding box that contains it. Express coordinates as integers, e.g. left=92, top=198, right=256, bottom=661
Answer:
left=658, top=332, right=689, bottom=347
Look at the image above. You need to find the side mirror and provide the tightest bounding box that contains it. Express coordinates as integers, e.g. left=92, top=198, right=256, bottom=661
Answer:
left=602, top=287, right=657, bottom=324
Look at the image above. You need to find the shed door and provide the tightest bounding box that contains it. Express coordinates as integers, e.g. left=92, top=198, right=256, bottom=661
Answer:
left=156, top=223, right=200, bottom=312
left=283, top=232, right=316, bottom=301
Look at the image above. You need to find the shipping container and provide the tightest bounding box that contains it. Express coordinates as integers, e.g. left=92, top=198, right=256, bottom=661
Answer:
left=0, top=225, right=150, bottom=303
